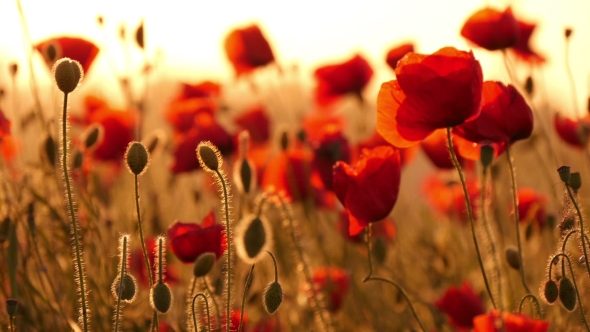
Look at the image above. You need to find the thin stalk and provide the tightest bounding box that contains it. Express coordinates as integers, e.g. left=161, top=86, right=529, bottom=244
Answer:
left=193, top=293, right=211, bottom=332
left=518, top=294, right=542, bottom=319
left=203, top=278, right=221, bottom=330
left=564, top=34, right=580, bottom=119
left=158, top=238, right=163, bottom=283
left=214, top=169, right=232, bottom=332
left=60, top=92, right=89, bottom=332
left=446, top=128, right=496, bottom=307
left=554, top=253, right=589, bottom=331
left=363, top=224, right=426, bottom=332
left=480, top=167, right=502, bottom=310
left=565, top=185, right=590, bottom=278
left=238, top=264, right=255, bottom=332
left=114, top=237, right=127, bottom=331
left=267, top=250, right=279, bottom=283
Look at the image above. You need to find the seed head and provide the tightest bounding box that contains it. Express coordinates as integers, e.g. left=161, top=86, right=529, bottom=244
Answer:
left=557, top=166, right=571, bottom=184
left=52, top=58, right=83, bottom=94
left=5, top=299, right=17, bottom=318
left=125, top=141, right=150, bottom=175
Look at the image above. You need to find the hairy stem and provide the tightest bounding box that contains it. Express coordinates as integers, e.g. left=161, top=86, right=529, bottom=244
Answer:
left=114, top=237, right=127, bottom=331
left=554, top=253, right=589, bottom=330
left=518, top=294, right=542, bottom=319
left=193, top=293, right=211, bottom=332
left=203, top=278, right=221, bottom=330
left=565, top=185, right=590, bottom=278
left=238, top=264, right=255, bottom=332
left=214, top=169, right=232, bottom=332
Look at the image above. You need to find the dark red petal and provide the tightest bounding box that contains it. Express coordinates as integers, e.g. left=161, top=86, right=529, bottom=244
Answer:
left=461, top=7, right=519, bottom=50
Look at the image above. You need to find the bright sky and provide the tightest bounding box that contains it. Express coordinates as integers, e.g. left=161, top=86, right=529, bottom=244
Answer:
left=1, top=0, right=590, bottom=116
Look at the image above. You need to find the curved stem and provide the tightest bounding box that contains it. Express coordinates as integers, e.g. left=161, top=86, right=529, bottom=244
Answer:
left=267, top=250, right=279, bottom=283
left=363, top=224, right=426, bottom=332
left=505, top=144, right=532, bottom=295
left=214, top=169, right=232, bottom=332
left=238, top=265, right=255, bottom=332
left=518, top=294, right=542, bottom=319
left=565, top=185, right=590, bottom=278
left=61, top=92, right=89, bottom=332
left=554, top=253, right=589, bottom=331
left=446, top=128, right=496, bottom=308
left=193, top=293, right=211, bottom=332
left=114, top=237, right=127, bottom=331
left=203, top=278, right=221, bottom=330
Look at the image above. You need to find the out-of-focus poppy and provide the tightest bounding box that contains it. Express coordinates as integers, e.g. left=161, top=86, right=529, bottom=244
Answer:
left=385, top=43, right=415, bottom=70
left=510, top=20, right=545, bottom=63
left=434, top=281, right=485, bottom=330
left=234, top=107, right=270, bottom=144
left=423, top=175, right=479, bottom=225
left=167, top=211, right=227, bottom=263
left=165, top=97, right=217, bottom=134
left=333, top=146, right=401, bottom=236
left=355, top=131, right=419, bottom=167
left=130, top=237, right=179, bottom=287
left=516, top=188, right=547, bottom=229
left=314, top=54, right=373, bottom=104
left=377, top=47, right=483, bottom=148
left=0, top=109, right=16, bottom=160
left=312, top=267, right=350, bottom=313
left=473, top=310, right=549, bottom=332
left=554, top=113, right=590, bottom=148
left=170, top=113, right=234, bottom=173
left=71, top=96, right=135, bottom=163
left=206, top=309, right=247, bottom=332
left=224, top=24, right=275, bottom=76
left=454, top=81, right=533, bottom=144
left=337, top=211, right=396, bottom=244
left=308, top=123, right=351, bottom=191
left=251, top=316, right=281, bottom=332
left=35, top=37, right=99, bottom=73
left=453, top=135, right=506, bottom=161
left=262, top=145, right=313, bottom=201
left=421, top=128, right=464, bottom=169
left=179, top=81, right=221, bottom=99
left=461, top=7, right=519, bottom=51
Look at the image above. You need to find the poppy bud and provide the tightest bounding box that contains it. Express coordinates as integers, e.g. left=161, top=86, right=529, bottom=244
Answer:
left=234, top=158, right=255, bottom=194
left=559, top=277, right=577, bottom=311
left=143, top=129, right=166, bottom=155
left=480, top=145, right=494, bottom=168
left=150, top=282, right=173, bottom=313
left=279, top=130, right=289, bottom=151
left=125, top=141, right=150, bottom=175
left=197, top=141, right=222, bottom=172
left=112, top=274, right=138, bottom=303
left=97, top=15, right=104, bottom=26
left=524, top=76, right=534, bottom=96
left=372, top=237, right=387, bottom=265
left=236, top=215, right=271, bottom=264
left=72, top=149, right=83, bottom=170
left=5, top=299, right=17, bottom=318
left=42, top=135, right=57, bottom=167
left=193, top=252, right=216, bottom=278
left=135, top=20, right=145, bottom=49
left=557, top=166, right=571, bottom=184
left=543, top=279, right=558, bottom=304
left=263, top=281, right=283, bottom=314
left=505, top=246, right=520, bottom=270
left=570, top=172, right=582, bottom=192
left=9, top=63, right=18, bottom=77
left=565, top=28, right=573, bottom=39
left=81, top=123, right=103, bottom=152
left=52, top=58, right=83, bottom=94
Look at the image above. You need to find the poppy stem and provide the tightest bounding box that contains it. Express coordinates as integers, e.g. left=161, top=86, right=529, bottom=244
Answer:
left=363, top=224, right=426, bottom=332
left=504, top=145, right=533, bottom=296
left=203, top=277, right=222, bottom=330
left=114, top=236, right=127, bottom=332
left=565, top=184, right=590, bottom=278
left=60, top=92, right=90, bottom=332
left=134, top=174, right=159, bottom=331
left=238, top=264, right=255, bottom=332
left=517, top=294, right=542, bottom=319
left=480, top=166, right=504, bottom=311
left=193, top=293, right=211, bottom=332
left=267, top=250, right=279, bottom=283
left=446, top=127, right=497, bottom=309
left=564, top=33, right=581, bottom=119
left=213, top=169, right=232, bottom=332
left=552, top=253, right=589, bottom=330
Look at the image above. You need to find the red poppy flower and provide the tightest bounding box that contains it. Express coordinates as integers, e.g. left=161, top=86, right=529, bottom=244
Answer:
left=312, top=267, right=350, bottom=313
left=333, top=146, right=401, bottom=236
left=35, top=36, right=99, bottom=73
left=166, top=97, right=217, bottom=134
left=251, top=316, right=281, bottom=332
left=179, top=81, right=221, bottom=99
left=473, top=310, right=549, bottom=332
left=460, top=7, right=519, bottom=51
left=337, top=211, right=396, bottom=244
left=554, top=113, right=590, bottom=148
left=130, top=237, right=179, bottom=287
left=423, top=175, right=479, bottom=225
left=421, top=128, right=464, bottom=169
left=170, top=113, right=234, bottom=173
left=0, top=109, right=16, bottom=160
left=355, top=131, right=419, bottom=167
left=516, top=188, right=547, bottom=229
left=377, top=47, right=483, bottom=148
left=71, top=96, right=135, bottom=163
left=453, top=135, right=506, bottom=161
left=167, top=211, right=227, bottom=263
left=314, top=54, right=373, bottom=104
left=234, top=107, right=270, bottom=143
left=435, top=281, right=485, bottom=330
left=309, top=124, right=351, bottom=191
left=386, top=43, right=415, bottom=70
left=454, top=81, right=533, bottom=144
left=262, top=146, right=313, bottom=201
left=224, top=24, right=275, bottom=76
left=510, top=20, right=545, bottom=63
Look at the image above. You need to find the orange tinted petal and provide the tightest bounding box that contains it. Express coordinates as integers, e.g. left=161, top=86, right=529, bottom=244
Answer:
left=376, top=80, right=421, bottom=148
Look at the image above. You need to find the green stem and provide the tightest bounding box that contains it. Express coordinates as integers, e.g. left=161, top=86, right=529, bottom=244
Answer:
left=554, top=253, right=589, bottom=331
left=267, top=250, right=278, bottom=283
left=480, top=167, right=502, bottom=310
left=115, top=237, right=127, bottom=332
left=193, top=293, right=211, bottom=332
left=158, top=237, right=163, bottom=283
left=446, top=128, right=496, bottom=308
left=238, top=264, right=255, bottom=332
left=203, top=278, right=221, bottom=330
left=363, top=224, right=426, bottom=332
left=61, top=92, right=89, bottom=332
left=214, top=169, right=232, bottom=332
left=518, top=294, right=542, bottom=319
left=565, top=185, right=590, bottom=278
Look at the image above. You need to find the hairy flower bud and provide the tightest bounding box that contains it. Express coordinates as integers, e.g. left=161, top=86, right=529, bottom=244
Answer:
left=197, top=141, right=222, bottom=172
left=263, top=281, right=283, bottom=314
left=542, top=279, right=558, bottom=304
left=150, top=282, right=173, bottom=313
left=193, top=252, right=216, bottom=278
left=559, top=277, right=577, bottom=311
left=125, top=141, right=150, bottom=175
left=52, top=58, right=83, bottom=93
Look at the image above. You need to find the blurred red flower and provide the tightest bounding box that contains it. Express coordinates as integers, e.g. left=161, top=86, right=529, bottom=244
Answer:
left=385, top=43, right=415, bottom=70
left=234, top=107, right=270, bottom=144
left=167, top=211, right=227, bottom=264
left=130, top=237, right=179, bottom=287
left=308, top=123, right=351, bottom=191
left=0, top=109, right=16, bottom=160
left=516, top=188, right=547, bottom=229
left=453, top=135, right=506, bottom=161
left=435, top=281, right=485, bottom=330
left=312, top=267, right=350, bottom=313
left=423, top=175, right=479, bottom=225
left=355, top=131, right=419, bottom=167
left=262, top=146, right=313, bottom=201
left=473, top=310, right=549, bottom=332
left=421, top=128, right=464, bottom=169
left=314, top=54, right=373, bottom=104
left=337, top=211, right=396, bottom=244
left=251, top=316, right=281, bottom=332
left=179, top=81, right=221, bottom=99
left=333, top=146, right=401, bottom=236
left=510, top=20, right=545, bottom=63
left=554, top=113, right=590, bottom=148
left=170, top=113, right=234, bottom=173
left=71, top=96, right=135, bottom=163
left=224, top=24, right=275, bottom=76
left=377, top=47, right=483, bottom=148
left=35, top=36, right=99, bottom=73
left=460, top=7, right=519, bottom=51
left=454, top=81, right=533, bottom=144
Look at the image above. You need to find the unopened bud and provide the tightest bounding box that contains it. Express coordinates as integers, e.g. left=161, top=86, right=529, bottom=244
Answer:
left=143, top=129, right=166, bottom=155
left=570, top=172, right=582, bottom=192
left=42, top=135, right=57, bottom=167
left=263, top=281, right=283, bottom=314
left=565, top=28, right=573, bottom=39
left=197, top=141, right=221, bottom=172
left=524, top=76, right=534, bottom=96
left=150, top=282, right=173, bottom=313
left=112, top=274, right=138, bottom=303
left=72, top=149, right=83, bottom=170
left=125, top=142, right=150, bottom=175
left=505, top=246, right=520, bottom=270
left=557, top=166, right=571, bottom=184
left=559, top=277, right=577, bottom=311
left=236, top=215, right=271, bottom=264
left=9, top=63, right=18, bottom=77
left=480, top=145, right=494, bottom=168
left=543, top=279, right=558, bottom=304
left=193, top=252, right=216, bottom=278
left=81, top=124, right=103, bottom=152
left=52, top=58, right=83, bottom=94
